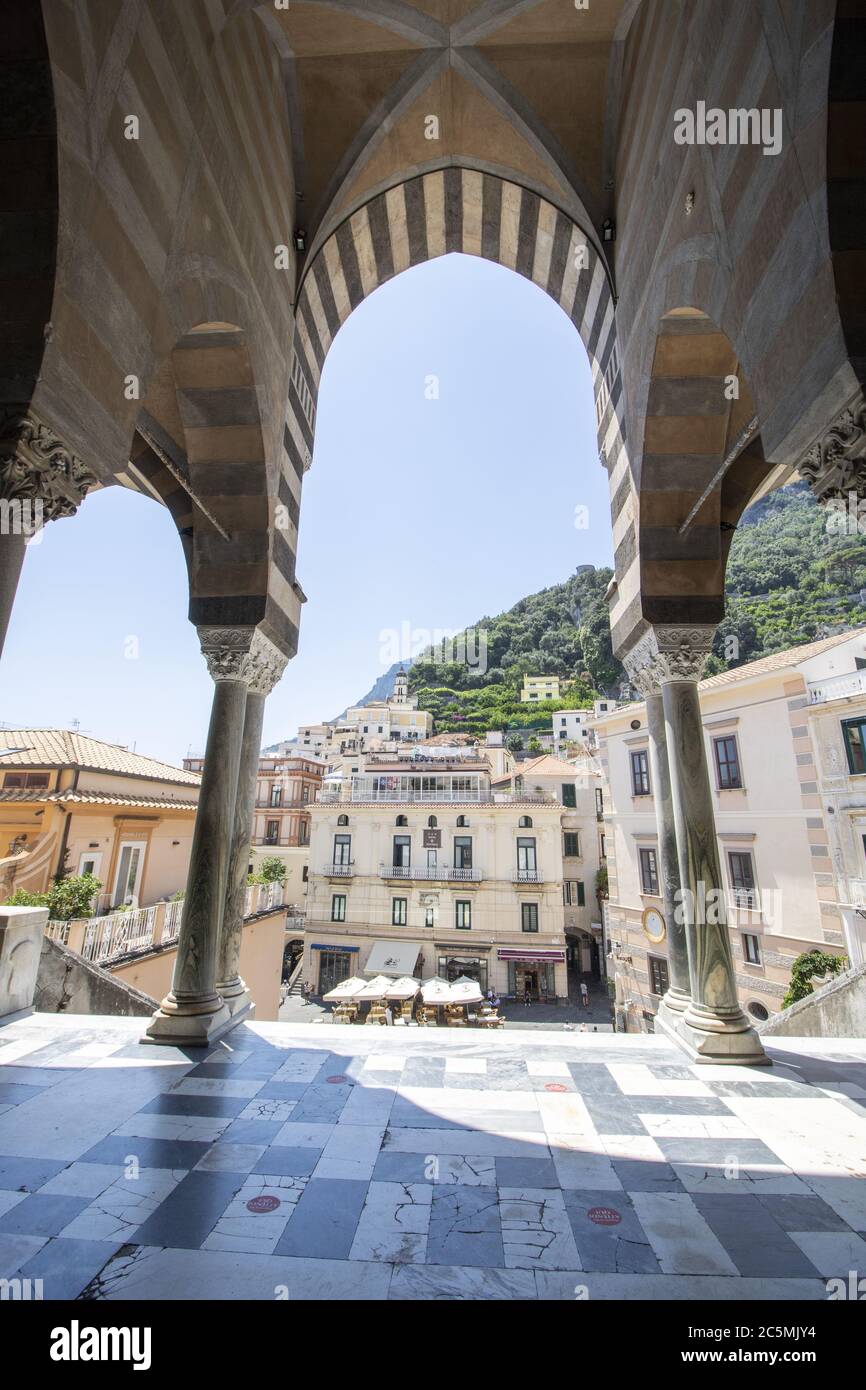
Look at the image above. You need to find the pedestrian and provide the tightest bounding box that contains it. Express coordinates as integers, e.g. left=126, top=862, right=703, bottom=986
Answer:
left=579, top=980, right=589, bottom=1007
left=523, top=984, right=532, bottom=1008
left=384, top=1004, right=393, bottom=1026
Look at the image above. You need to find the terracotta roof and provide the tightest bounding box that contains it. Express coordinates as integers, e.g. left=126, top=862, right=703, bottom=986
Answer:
left=0, top=730, right=200, bottom=785
left=0, top=789, right=198, bottom=810
left=698, top=628, right=865, bottom=692
left=492, top=754, right=593, bottom=785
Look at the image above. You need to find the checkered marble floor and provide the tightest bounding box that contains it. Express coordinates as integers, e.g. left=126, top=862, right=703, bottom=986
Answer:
left=1, top=1013, right=864, bottom=1300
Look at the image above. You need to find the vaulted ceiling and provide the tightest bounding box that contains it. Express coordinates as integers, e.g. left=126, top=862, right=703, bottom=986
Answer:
left=251, top=0, right=636, bottom=264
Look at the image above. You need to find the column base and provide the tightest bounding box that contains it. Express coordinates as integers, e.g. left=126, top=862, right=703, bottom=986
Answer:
left=655, top=1005, right=771, bottom=1066
left=142, top=996, right=235, bottom=1048
left=657, top=988, right=690, bottom=1022
left=217, top=979, right=255, bottom=1022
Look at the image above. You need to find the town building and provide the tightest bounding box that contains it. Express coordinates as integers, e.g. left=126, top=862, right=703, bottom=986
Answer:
left=0, top=730, right=199, bottom=912
left=521, top=674, right=562, bottom=703
left=302, top=747, right=601, bottom=1002
left=590, top=631, right=865, bottom=1031
left=184, top=750, right=322, bottom=906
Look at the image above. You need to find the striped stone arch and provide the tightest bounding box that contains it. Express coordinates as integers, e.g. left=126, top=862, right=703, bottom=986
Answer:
left=282, top=169, right=636, bottom=654
left=637, top=309, right=776, bottom=632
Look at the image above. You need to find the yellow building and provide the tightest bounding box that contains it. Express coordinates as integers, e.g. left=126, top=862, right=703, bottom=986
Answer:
left=521, top=675, right=562, bottom=703
left=0, top=730, right=199, bottom=912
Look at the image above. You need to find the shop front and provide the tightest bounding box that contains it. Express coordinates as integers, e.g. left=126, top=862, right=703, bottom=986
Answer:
left=437, top=952, right=489, bottom=994
left=498, top=947, right=566, bottom=1002
left=312, top=943, right=360, bottom=994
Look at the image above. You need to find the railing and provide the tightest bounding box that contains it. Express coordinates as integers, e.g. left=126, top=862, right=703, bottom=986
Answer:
left=840, top=878, right=866, bottom=908
left=379, top=864, right=482, bottom=882
left=81, top=905, right=158, bottom=964
left=45, top=920, right=71, bottom=944
left=243, top=882, right=288, bottom=915
left=321, top=862, right=354, bottom=877
left=808, top=670, right=866, bottom=705
left=513, top=869, right=542, bottom=883
left=162, top=898, right=184, bottom=942
left=285, top=914, right=306, bottom=934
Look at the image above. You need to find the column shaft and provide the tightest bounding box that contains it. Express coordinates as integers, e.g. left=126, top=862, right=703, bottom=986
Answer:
left=645, top=692, right=691, bottom=1013
left=217, top=688, right=267, bottom=1015
left=0, top=534, right=26, bottom=658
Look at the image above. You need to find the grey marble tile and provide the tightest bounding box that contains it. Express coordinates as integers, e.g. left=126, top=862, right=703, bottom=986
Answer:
left=495, top=1155, right=559, bottom=1188
left=0, top=1155, right=67, bottom=1193
left=427, top=1186, right=504, bottom=1268
left=499, top=1188, right=580, bottom=1271
left=140, top=1092, right=250, bottom=1119
left=692, top=1194, right=823, bottom=1278
left=254, top=1145, right=322, bottom=1178
left=349, top=1181, right=432, bottom=1263
left=79, top=1135, right=210, bottom=1171
left=582, top=1095, right=646, bottom=1136
left=132, top=1171, right=247, bottom=1249
left=563, top=1190, right=659, bottom=1274
left=756, top=1193, right=850, bottom=1233
left=610, top=1159, right=684, bottom=1193
left=18, top=1236, right=121, bottom=1300
left=0, top=1192, right=90, bottom=1237
left=274, top=1178, right=370, bottom=1260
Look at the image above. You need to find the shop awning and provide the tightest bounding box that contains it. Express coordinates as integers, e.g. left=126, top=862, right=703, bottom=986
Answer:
left=420, top=976, right=453, bottom=1003
left=448, top=976, right=484, bottom=1004
left=364, top=940, right=423, bottom=978
left=384, top=976, right=421, bottom=1001
left=356, top=974, right=393, bottom=999
left=322, top=975, right=367, bottom=1002
left=497, top=948, right=566, bottom=962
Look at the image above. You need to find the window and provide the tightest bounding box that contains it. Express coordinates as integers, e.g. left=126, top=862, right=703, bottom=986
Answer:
left=842, top=717, right=866, bottom=774
left=454, top=836, right=473, bottom=870
left=3, top=771, right=49, bottom=789
left=266, top=819, right=279, bottom=844
left=599, top=834, right=606, bottom=858
left=630, top=749, right=651, bottom=796
left=521, top=902, right=539, bottom=933
left=427, top=815, right=437, bottom=828
left=517, top=837, right=537, bottom=875
left=301, top=784, right=310, bottom=803
left=563, top=880, right=585, bottom=907
left=302, top=865, right=309, bottom=882
left=518, top=815, right=533, bottom=828
left=455, top=900, right=471, bottom=930
left=333, top=833, right=351, bottom=865
left=331, top=894, right=346, bottom=922
left=747, top=1000, right=769, bottom=1021
left=456, top=815, right=469, bottom=827
left=742, top=932, right=761, bottom=965
left=639, top=847, right=659, bottom=895
left=396, top=814, right=408, bottom=826
left=713, top=735, right=742, bottom=790
left=299, top=820, right=309, bottom=845
left=648, top=955, right=670, bottom=996
left=561, top=783, right=577, bottom=808
left=270, top=784, right=282, bottom=807
left=392, top=897, right=407, bottom=926
left=728, top=851, right=757, bottom=907
left=424, top=905, right=435, bottom=928
left=563, top=831, right=580, bottom=858
left=393, top=835, right=411, bottom=868
left=337, top=814, right=349, bottom=826
left=595, top=787, right=604, bottom=818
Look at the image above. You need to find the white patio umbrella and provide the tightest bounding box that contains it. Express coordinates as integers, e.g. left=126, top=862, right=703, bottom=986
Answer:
left=323, top=975, right=366, bottom=1002
left=448, top=976, right=484, bottom=1005
left=384, top=976, right=421, bottom=1001
left=356, top=975, right=393, bottom=1000
left=420, top=976, right=452, bottom=1004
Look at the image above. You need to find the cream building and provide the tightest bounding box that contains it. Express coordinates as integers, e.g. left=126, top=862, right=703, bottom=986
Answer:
left=521, top=674, right=562, bottom=703
left=302, top=748, right=598, bottom=1002
left=591, top=631, right=864, bottom=1031
left=0, top=730, right=199, bottom=911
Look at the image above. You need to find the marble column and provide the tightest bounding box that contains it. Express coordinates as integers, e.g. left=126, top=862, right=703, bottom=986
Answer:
left=145, top=628, right=260, bottom=1047
left=217, top=633, right=288, bottom=1019
left=652, top=625, right=767, bottom=1064
left=0, top=411, right=97, bottom=658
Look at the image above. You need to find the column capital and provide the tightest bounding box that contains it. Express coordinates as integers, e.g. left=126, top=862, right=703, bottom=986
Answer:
left=624, top=624, right=716, bottom=689
left=798, top=390, right=866, bottom=503
left=0, top=409, right=98, bottom=522
left=197, top=626, right=288, bottom=691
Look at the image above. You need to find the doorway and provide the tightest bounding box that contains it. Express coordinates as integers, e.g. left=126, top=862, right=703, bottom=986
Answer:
left=111, top=840, right=146, bottom=908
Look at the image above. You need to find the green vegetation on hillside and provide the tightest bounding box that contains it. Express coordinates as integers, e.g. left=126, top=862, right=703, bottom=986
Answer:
left=407, top=485, right=866, bottom=737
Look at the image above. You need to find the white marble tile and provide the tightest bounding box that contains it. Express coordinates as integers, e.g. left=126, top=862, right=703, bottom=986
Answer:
left=239, top=1099, right=296, bottom=1123
left=202, top=1175, right=306, bottom=1255
left=59, top=1169, right=184, bottom=1242
left=92, top=1246, right=394, bottom=1300
left=389, top=1264, right=535, bottom=1300
left=444, top=1057, right=487, bottom=1075
left=433, top=1155, right=497, bottom=1186
left=202, top=1048, right=253, bottom=1065
left=723, top=1096, right=866, bottom=1178
left=637, top=1114, right=753, bottom=1139
left=788, top=1230, right=866, bottom=1278
left=670, top=1162, right=809, bottom=1196
left=608, top=1064, right=712, bottom=1098
left=599, top=1134, right=665, bottom=1162
left=349, top=1181, right=431, bottom=1263
left=397, top=1086, right=538, bottom=1113
left=314, top=1125, right=385, bottom=1181
left=40, top=1162, right=123, bottom=1198
left=270, top=1053, right=325, bottom=1084
left=535, top=1272, right=827, bottom=1301
left=169, top=1077, right=264, bottom=1099
left=272, top=1121, right=335, bottom=1149
left=526, top=1059, right=571, bottom=1078
left=363, top=1056, right=406, bottom=1072
left=195, top=1144, right=267, bottom=1174
left=338, top=1086, right=396, bottom=1127
left=536, top=1092, right=595, bottom=1136
left=113, top=1112, right=232, bottom=1143
left=631, top=1192, right=739, bottom=1276
left=385, top=1128, right=546, bottom=1159
left=549, top=1136, right=622, bottom=1191
left=499, top=1188, right=580, bottom=1271
left=802, top=1176, right=866, bottom=1233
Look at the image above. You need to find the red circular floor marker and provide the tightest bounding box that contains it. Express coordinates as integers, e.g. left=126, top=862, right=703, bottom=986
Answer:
left=544, top=1082, right=569, bottom=1092
left=246, top=1195, right=281, bottom=1214
left=326, top=1074, right=350, bottom=1084
left=588, top=1206, right=622, bottom=1226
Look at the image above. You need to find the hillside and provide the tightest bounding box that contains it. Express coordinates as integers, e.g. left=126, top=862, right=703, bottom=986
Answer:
left=404, top=484, right=866, bottom=737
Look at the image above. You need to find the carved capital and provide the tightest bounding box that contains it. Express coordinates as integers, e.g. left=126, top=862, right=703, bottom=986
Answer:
left=624, top=625, right=716, bottom=690
left=799, top=393, right=866, bottom=503
left=0, top=410, right=98, bottom=522
left=197, top=626, right=289, bottom=691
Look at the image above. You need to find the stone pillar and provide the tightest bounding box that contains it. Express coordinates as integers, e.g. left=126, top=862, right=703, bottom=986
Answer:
left=650, top=625, right=767, bottom=1064
left=145, top=628, right=262, bottom=1046
left=217, top=633, right=288, bottom=1019
left=0, top=411, right=97, bottom=658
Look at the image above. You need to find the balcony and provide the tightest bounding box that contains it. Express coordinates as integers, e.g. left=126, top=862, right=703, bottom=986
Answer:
left=808, top=669, right=866, bottom=704
left=379, top=864, right=482, bottom=882
left=321, top=862, right=355, bottom=878
left=838, top=877, right=866, bottom=908
left=513, top=869, right=543, bottom=884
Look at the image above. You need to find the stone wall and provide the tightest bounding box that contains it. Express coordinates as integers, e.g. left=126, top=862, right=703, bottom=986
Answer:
left=758, top=961, right=866, bottom=1038
left=34, top=935, right=156, bottom=1018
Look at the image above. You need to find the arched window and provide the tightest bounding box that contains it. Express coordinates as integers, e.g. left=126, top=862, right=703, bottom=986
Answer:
left=396, top=814, right=408, bottom=826
left=337, top=814, right=349, bottom=826
left=456, top=815, right=469, bottom=827
left=427, top=815, right=437, bottom=828
left=519, top=815, right=533, bottom=828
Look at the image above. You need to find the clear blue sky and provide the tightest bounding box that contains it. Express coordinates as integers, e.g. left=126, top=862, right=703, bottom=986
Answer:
left=1, top=254, right=613, bottom=765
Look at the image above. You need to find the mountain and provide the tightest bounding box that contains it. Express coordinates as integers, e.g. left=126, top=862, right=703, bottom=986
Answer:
left=342, top=659, right=413, bottom=716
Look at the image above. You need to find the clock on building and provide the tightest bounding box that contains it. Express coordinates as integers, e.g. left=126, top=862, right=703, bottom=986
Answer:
left=641, top=907, right=666, bottom=945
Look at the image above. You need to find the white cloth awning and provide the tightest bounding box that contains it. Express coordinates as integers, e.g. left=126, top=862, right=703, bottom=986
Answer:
left=420, top=976, right=452, bottom=1004
left=322, top=975, right=367, bottom=1002
left=448, top=976, right=484, bottom=1004
left=384, top=976, right=421, bottom=1001
left=356, top=974, right=393, bottom=1000
left=364, top=940, right=423, bottom=978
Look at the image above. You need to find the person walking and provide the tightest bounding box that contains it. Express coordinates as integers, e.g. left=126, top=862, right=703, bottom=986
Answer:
left=579, top=980, right=589, bottom=1008
left=523, top=983, right=532, bottom=1008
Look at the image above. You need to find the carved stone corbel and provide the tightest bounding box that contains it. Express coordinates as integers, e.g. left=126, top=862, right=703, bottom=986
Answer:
left=798, top=393, right=866, bottom=503
left=197, top=626, right=289, bottom=692
left=0, top=409, right=98, bottom=522
left=623, top=624, right=716, bottom=690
